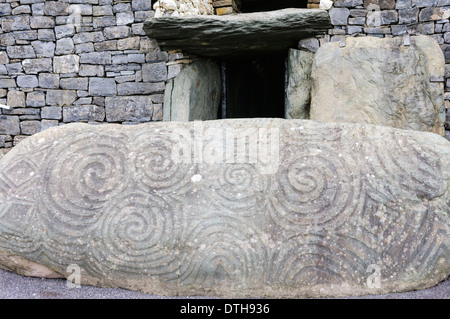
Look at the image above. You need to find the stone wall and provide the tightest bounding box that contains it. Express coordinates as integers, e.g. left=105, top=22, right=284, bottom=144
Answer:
left=0, top=0, right=188, bottom=153
left=301, top=0, right=450, bottom=140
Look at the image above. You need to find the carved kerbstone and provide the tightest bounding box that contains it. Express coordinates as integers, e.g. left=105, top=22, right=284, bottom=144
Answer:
left=0, top=119, right=448, bottom=298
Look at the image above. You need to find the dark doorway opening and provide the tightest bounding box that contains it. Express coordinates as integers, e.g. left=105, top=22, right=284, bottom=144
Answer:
left=240, top=0, right=308, bottom=13
left=221, top=54, right=286, bottom=119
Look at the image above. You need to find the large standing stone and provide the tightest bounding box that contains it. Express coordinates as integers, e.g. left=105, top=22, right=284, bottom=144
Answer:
left=163, top=59, right=221, bottom=121
left=285, top=49, right=314, bottom=120
left=0, top=119, right=448, bottom=298
left=310, top=36, right=446, bottom=135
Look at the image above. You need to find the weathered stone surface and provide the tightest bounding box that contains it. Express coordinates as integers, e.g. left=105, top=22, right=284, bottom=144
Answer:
left=89, top=78, right=116, bottom=96
left=0, top=116, right=20, bottom=136
left=285, top=49, right=314, bottom=120
left=105, top=96, right=153, bottom=122
left=22, top=58, right=53, bottom=74
left=0, top=119, right=448, bottom=298
left=53, top=55, right=80, bottom=74
left=164, top=60, right=221, bottom=121
left=144, top=9, right=331, bottom=58
left=310, top=36, right=446, bottom=135
left=46, top=90, right=77, bottom=107
left=7, top=46, right=36, bottom=59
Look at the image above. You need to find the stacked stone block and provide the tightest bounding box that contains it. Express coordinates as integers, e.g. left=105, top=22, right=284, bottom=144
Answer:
left=302, top=0, right=450, bottom=140
left=0, top=0, right=172, bottom=152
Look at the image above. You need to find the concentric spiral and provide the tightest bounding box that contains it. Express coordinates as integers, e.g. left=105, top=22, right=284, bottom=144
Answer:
left=88, top=191, right=181, bottom=278
left=132, top=132, right=192, bottom=194
left=204, top=163, right=268, bottom=215
left=268, top=234, right=370, bottom=286
left=178, top=217, right=266, bottom=286
left=269, top=145, right=362, bottom=233
left=41, top=133, right=129, bottom=236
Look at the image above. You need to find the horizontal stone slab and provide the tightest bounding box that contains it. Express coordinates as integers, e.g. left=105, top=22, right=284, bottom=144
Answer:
left=144, top=9, right=331, bottom=58
left=0, top=119, right=448, bottom=298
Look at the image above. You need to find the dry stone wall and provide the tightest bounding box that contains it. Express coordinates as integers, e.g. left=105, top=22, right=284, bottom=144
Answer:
left=0, top=0, right=189, bottom=153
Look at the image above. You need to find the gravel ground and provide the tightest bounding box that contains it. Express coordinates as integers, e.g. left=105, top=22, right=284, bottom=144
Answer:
left=0, top=268, right=447, bottom=299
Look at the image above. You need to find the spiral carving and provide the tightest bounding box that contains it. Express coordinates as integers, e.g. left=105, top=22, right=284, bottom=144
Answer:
left=178, top=217, right=266, bottom=286
left=269, top=146, right=362, bottom=233
left=133, top=132, right=192, bottom=194
left=204, top=164, right=268, bottom=215
left=41, top=133, right=129, bottom=237
left=88, top=191, right=181, bottom=278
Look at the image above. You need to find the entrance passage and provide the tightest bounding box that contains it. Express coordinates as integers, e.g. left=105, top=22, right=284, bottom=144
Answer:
left=222, top=54, right=286, bottom=119
left=240, top=0, right=308, bottom=13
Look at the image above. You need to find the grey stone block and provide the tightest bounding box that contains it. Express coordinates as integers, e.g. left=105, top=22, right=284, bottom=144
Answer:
left=12, top=5, right=31, bottom=15
left=104, top=26, right=130, bottom=40
left=26, top=91, right=46, bottom=107
left=117, top=82, right=165, bottom=95
left=0, top=116, right=20, bottom=135
left=53, top=55, right=80, bottom=74
left=60, top=78, right=88, bottom=90
left=41, top=106, right=62, bottom=120
left=38, top=29, right=55, bottom=41
left=7, top=91, right=25, bottom=107
left=419, top=7, right=450, bottom=21
left=128, top=54, right=145, bottom=64
left=79, top=64, right=104, bottom=77
left=46, top=90, right=77, bottom=106
left=93, top=5, right=113, bottom=16
left=55, top=25, right=75, bottom=39
left=73, top=32, right=105, bottom=44
left=14, top=31, right=38, bottom=41
left=116, top=12, right=135, bottom=26
left=40, top=119, right=59, bottom=131
left=94, top=40, right=117, bottom=51
left=0, top=52, right=9, bottom=65
left=80, top=52, right=112, bottom=65
left=75, top=43, right=95, bottom=54
left=0, top=4, right=12, bottom=16
left=30, top=16, right=55, bottom=29
left=93, top=16, right=116, bottom=28
left=105, top=96, right=153, bottom=122
left=333, top=0, right=364, bottom=7
left=22, top=58, right=53, bottom=74
left=328, top=8, right=350, bottom=25
left=7, top=46, right=36, bottom=59
left=32, top=3, right=45, bottom=15
left=132, top=0, right=152, bottom=11
left=396, top=0, right=412, bottom=9
left=17, top=75, right=39, bottom=88
left=89, top=78, right=116, bottom=96
left=44, top=1, right=70, bottom=16
left=31, top=41, right=55, bottom=58
left=55, top=38, right=75, bottom=55
left=117, top=37, right=140, bottom=50
left=39, top=73, right=60, bottom=89
left=63, top=104, right=105, bottom=122
left=380, top=10, right=398, bottom=25
left=391, top=24, right=408, bottom=35
left=142, top=62, right=167, bottom=82
left=20, top=121, right=41, bottom=135
left=2, top=16, right=30, bottom=32
left=114, top=3, right=132, bottom=12
left=0, top=79, right=17, bottom=88
left=399, top=8, right=420, bottom=24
